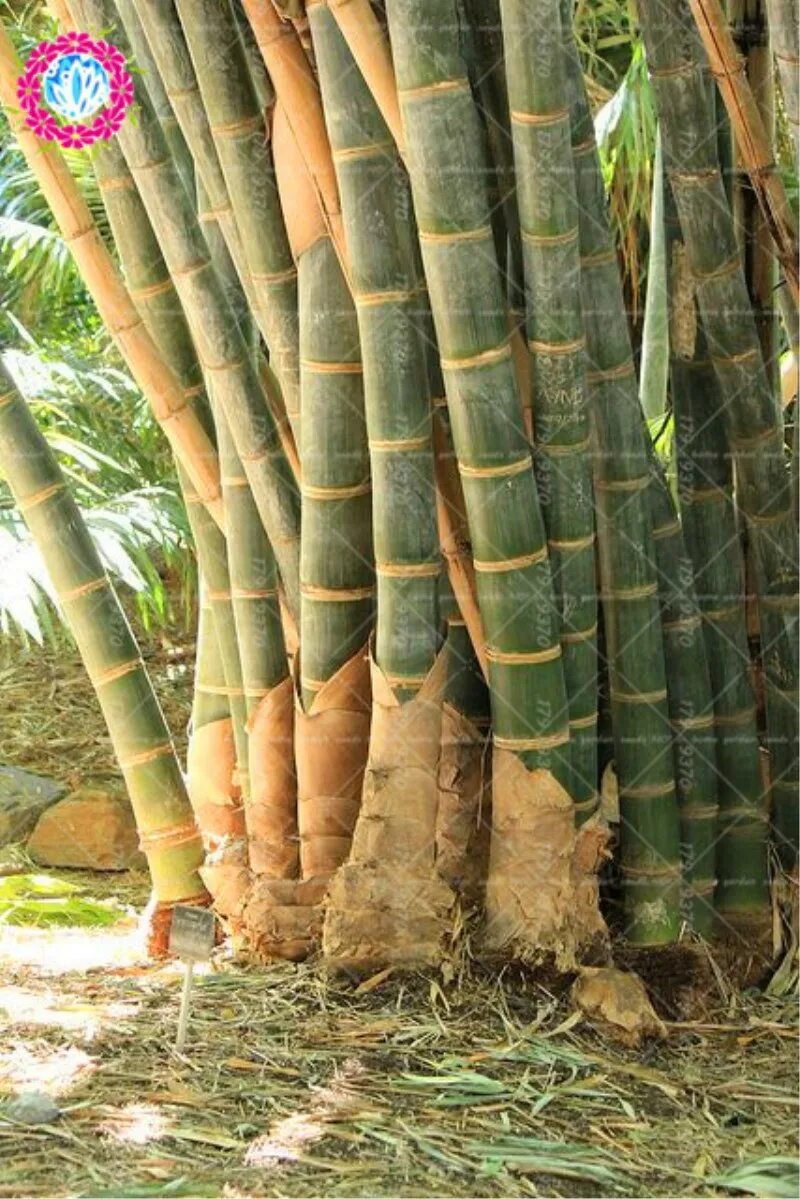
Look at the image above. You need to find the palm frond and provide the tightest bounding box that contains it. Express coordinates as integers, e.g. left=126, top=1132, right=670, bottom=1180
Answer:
left=594, top=39, right=656, bottom=315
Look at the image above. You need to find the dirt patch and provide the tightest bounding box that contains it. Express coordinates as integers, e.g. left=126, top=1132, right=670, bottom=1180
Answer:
left=0, top=632, right=194, bottom=796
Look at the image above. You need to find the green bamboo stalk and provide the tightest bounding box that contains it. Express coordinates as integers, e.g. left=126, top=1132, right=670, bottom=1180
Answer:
left=79, top=0, right=302, bottom=621
left=558, top=1, right=682, bottom=940
left=461, top=0, right=525, bottom=324
left=0, top=357, right=206, bottom=935
left=173, top=0, right=301, bottom=442
left=673, top=348, right=770, bottom=920
left=297, top=237, right=374, bottom=709
left=200, top=182, right=298, bottom=892
left=232, top=0, right=275, bottom=111
left=667, top=180, right=770, bottom=922
left=645, top=448, right=720, bottom=934
left=640, top=129, right=670, bottom=423
left=499, top=0, right=599, bottom=824
left=200, top=186, right=289, bottom=724
left=437, top=595, right=493, bottom=905
left=131, top=0, right=238, bottom=226
left=192, top=596, right=230, bottom=734
left=196, top=177, right=256, bottom=354
left=87, top=134, right=250, bottom=780
left=638, top=0, right=798, bottom=867
left=113, top=0, right=194, bottom=193
left=0, top=19, right=223, bottom=528
left=125, top=0, right=299, bottom=439
left=726, top=0, right=780, bottom=393
left=310, top=3, right=452, bottom=967
left=186, top=486, right=250, bottom=778
left=386, top=0, right=571, bottom=784
left=384, top=0, right=610, bottom=961
left=310, top=3, right=439, bottom=698
left=562, top=10, right=724, bottom=932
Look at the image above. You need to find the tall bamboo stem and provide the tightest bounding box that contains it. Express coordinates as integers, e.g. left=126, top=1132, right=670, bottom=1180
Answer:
left=764, top=0, right=799, bottom=165
left=689, top=0, right=798, bottom=302
left=385, top=0, right=607, bottom=962
left=239, top=0, right=349, bottom=274
left=0, top=358, right=207, bottom=951
left=559, top=1, right=683, bottom=940
left=77, top=0, right=302, bottom=620
left=173, top=0, right=302, bottom=443
left=638, top=0, right=799, bottom=868
left=500, top=0, right=599, bottom=823
left=0, top=21, right=223, bottom=529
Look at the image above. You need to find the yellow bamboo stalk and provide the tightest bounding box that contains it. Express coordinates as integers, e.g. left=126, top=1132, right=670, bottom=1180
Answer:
left=327, top=0, right=405, bottom=153
left=45, top=0, right=73, bottom=25
left=689, top=0, right=799, bottom=302
left=0, top=22, right=224, bottom=528
left=240, top=0, right=349, bottom=280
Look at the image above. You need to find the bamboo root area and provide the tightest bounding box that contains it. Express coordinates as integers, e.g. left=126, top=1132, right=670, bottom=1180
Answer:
left=0, top=0, right=797, bottom=981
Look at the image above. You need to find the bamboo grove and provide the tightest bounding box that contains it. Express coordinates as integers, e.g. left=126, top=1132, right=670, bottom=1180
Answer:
left=0, top=0, right=796, bottom=969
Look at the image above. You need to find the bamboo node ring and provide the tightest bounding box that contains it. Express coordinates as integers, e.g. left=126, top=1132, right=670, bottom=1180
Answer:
left=19, top=481, right=66, bottom=511
left=302, top=479, right=371, bottom=500
left=569, top=711, right=599, bottom=729
left=441, top=341, right=512, bottom=371
left=61, top=576, right=107, bottom=602
left=93, top=659, right=141, bottom=688
left=610, top=687, right=668, bottom=705
left=474, top=546, right=548, bottom=573
left=377, top=560, right=440, bottom=578
left=458, top=454, right=529, bottom=479
left=528, top=335, right=586, bottom=356
left=510, top=106, right=569, bottom=127
left=120, top=743, right=174, bottom=770
left=485, top=643, right=562, bottom=665
left=561, top=623, right=598, bottom=645
left=493, top=729, right=570, bottom=751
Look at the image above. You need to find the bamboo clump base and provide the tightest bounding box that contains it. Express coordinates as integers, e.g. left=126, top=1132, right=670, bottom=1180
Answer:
left=0, top=0, right=795, bottom=986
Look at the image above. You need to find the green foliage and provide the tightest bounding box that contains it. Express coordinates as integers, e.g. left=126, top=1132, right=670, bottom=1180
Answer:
left=594, top=39, right=657, bottom=314
left=0, top=871, right=127, bottom=927
left=0, top=338, right=195, bottom=644
left=710, top=1157, right=800, bottom=1199
left=574, top=0, right=639, bottom=96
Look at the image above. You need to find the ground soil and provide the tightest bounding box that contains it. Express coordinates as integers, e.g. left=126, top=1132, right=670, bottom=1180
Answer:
left=0, top=627, right=797, bottom=1198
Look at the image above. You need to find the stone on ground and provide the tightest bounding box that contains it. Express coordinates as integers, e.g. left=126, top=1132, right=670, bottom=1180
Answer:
left=2, top=1091, right=61, bottom=1124
left=0, top=765, right=65, bottom=847
left=27, top=789, right=143, bottom=871
left=572, top=966, right=666, bottom=1046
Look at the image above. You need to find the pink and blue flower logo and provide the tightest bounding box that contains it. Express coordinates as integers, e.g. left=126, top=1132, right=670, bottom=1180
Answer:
left=17, top=32, right=134, bottom=149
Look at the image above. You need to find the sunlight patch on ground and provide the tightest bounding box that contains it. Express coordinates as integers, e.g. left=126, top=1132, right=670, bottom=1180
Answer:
left=245, top=1058, right=366, bottom=1166
left=0, top=1043, right=96, bottom=1096
left=100, top=1102, right=170, bottom=1145
left=0, top=984, right=140, bottom=1038
left=0, top=924, right=146, bottom=974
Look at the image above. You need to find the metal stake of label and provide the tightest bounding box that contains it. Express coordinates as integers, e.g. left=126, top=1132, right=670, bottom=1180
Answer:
left=175, top=961, right=195, bottom=1052
left=168, top=905, right=216, bottom=1053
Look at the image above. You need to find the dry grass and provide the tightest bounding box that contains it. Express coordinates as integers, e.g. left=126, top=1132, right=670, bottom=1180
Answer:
left=0, top=897, right=797, bottom=1199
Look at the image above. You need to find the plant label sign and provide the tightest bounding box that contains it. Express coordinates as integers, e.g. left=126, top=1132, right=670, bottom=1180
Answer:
left=169, top=905, right=216, bottom=962
left=168, top=906, right=216, bottom=1054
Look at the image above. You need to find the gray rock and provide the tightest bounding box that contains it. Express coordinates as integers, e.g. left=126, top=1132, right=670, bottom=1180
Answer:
left=27, top=790, right=145, bottom=871
left=0, top=766, right=65, bottom=847
left=2, top=1091, right=62, bottom=1125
